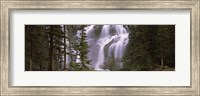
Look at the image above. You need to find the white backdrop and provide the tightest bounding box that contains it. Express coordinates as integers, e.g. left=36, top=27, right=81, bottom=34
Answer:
left=10, top=10, right=190, bottom=86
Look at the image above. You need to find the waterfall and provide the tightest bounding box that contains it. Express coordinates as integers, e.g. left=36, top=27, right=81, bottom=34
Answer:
left=65, top=25, right=129, bottom=70
left=86, top=25, right=129, bottom=70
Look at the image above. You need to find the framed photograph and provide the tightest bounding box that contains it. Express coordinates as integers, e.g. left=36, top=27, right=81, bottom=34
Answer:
left=1, top=0, right=199, bottom=95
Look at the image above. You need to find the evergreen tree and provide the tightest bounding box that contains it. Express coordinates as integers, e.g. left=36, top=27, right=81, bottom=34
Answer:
left=25, top=25, right=175, bottom=71
left=66, top=25, right=91, bottom=71
left=25, top=25, right=49, bottom=71
left=123, top=25, right=175, bottom=71
left=156, top=25, right=175, bottom=68
left=63, top=25, right=67, bottom=70
left=123, top=25, right=153, bottom=71
left=65, top=25, right=80, bottom=70
left=46, top=25, right=65, bottom=71
left=79, top=26, right=91, bottom=70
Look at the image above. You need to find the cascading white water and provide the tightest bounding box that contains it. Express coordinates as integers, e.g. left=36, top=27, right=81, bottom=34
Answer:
left=85, top=25, right=129, bottom=70
left=65, top=25, right=129, bottom=70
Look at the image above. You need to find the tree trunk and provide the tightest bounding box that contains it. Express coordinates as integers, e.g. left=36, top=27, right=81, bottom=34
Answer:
left=29, top=40, right=33, bottom=71
left=161, top=56, right=164, bottom=67
left=69, top=43, right=73, bottom=63
left=67, top=27, right=73, bottom=70
left=52, top=51, right=55, bottom=71
left=63, top=25, right=66, bottom=70
left=48, top=27, right=53, bottom=71
left=40, top=58, right=42, bottom=71
left=29, top=58, right=32, bottom=71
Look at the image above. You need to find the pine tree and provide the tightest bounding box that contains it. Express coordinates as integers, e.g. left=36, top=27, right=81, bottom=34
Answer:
left=46, top=25, right=64, bottom=71
left=63, top=25, right=67, bottom=70
left=25, top=25, right=49, bottom=71
left=65, top=25, right=91, bottom=71
left=123, top=25, right=153, bottom=71
left=25, top=25, right=33, bottom=71
left=79, top=26, right=91, bottom=70
left=123, top=25, right=175, bottom=71
left=156, top=25, right=175, bottom=68
left=65, top=25, right=79, bottom=70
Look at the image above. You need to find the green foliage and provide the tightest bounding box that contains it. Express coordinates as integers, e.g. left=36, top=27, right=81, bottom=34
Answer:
left=25, top=25, right=175, bottom=71
left=79, top=28, right=91, bottom=70
left=25, top=25, right=66, bottom=71
left=25, top=25, right=49, bottom=71
left=123, top=26, right=153, bottom=71
left=68, top=26, right=91, bottom=71
left=156, top=25, right=175, bottom=68
left=62, top=25, right=91, bottom=71
left=123, top=25, right=175, bottom=71
left=105, top=57, right=121, bottom=71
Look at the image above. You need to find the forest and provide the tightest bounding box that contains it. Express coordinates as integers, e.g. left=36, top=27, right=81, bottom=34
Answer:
left=25, top=25, right=175, bottom=71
